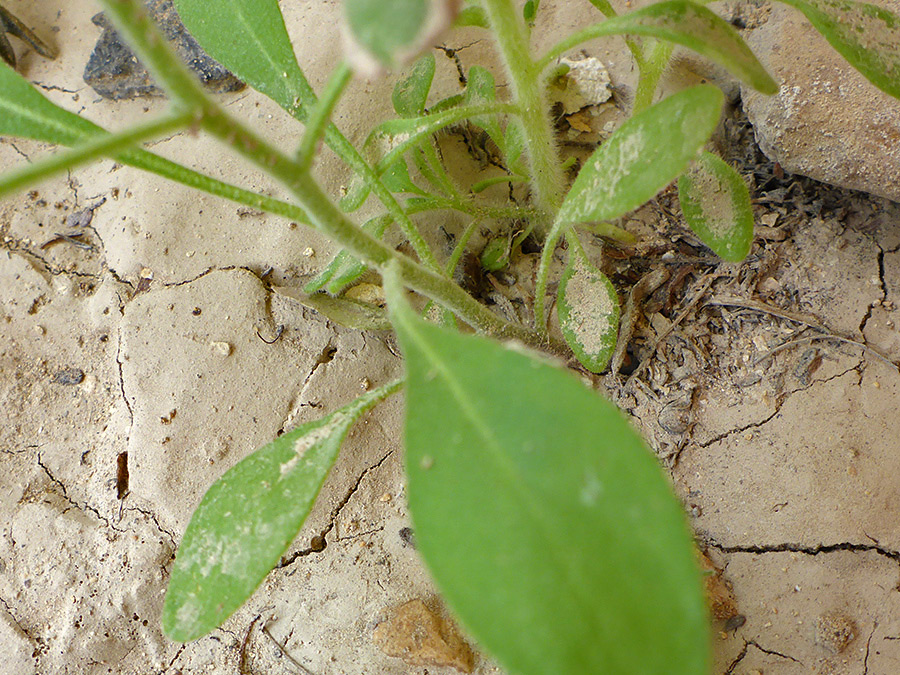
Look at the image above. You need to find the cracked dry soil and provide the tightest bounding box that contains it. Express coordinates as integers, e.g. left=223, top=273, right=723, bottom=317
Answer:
left=3, top=1, right=900, bottom=674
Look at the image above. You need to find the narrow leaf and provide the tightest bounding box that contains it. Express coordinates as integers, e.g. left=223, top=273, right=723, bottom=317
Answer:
left=173, top=0, right=309, bottom=115
left=393, top=53, right=436, bottom=117
left=386, top=277, right=708, bottom=675
left=539, top=0, right=778, bottom=94
left=363, top=102, right=516, bottom=178
left=778, top=0, right=900, bottom=99
left=0, top=61, right=102, bottom=144
left=0, top=62, right=311, bottom=224
left=465, top=65, right=505, bottom=152
left=558, top=246, right=620, bottom=373
left=282, top=289, right=391, bottom=331
left=678, top=151, right=753, bottom=262
left=557, top=84, right=724, bottom=226
left=162, top=381, right=402, bottom=642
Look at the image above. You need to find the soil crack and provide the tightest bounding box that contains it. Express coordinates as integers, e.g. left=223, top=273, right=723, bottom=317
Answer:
left=124, top=505, right=177, bottom=549
left=724, top=639, right=802, bottom=674
left=697, top=406, right=783, bottom=449
left=36, top=452, right=123, bottom=533
left=707, top=538, right=900, bottom=562
left=277, top=450, right=394, bottom=568
left=859, top=243, right=887, bottom=335
left=0, top=594, right=38, bottom=647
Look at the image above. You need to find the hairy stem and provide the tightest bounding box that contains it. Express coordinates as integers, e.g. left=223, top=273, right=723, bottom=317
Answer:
left=481, top=0, right=564, bottom=226
left=97, top=0, right=546, bottom=347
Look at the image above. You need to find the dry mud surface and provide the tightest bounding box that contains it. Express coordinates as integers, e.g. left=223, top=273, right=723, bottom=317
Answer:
left=2, top=1, right=900, bottom=674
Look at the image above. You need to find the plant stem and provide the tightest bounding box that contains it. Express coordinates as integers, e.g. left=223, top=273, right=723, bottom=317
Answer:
left=96, top=0, right=548, bottom=348
left=632, top=41, right=674, bottom=114
left=532, top=218, right=568, bottom=334
left=126, top=150, right=311, bottom=225
left=481, top=0, right=564, bottom=224
left=297, top=62, right=353, bottom=170
left=0, top=112, right=192, bottom=199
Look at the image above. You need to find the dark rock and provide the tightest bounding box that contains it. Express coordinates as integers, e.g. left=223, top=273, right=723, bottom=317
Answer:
left=83, top=0, right=244, bottom=100
left=52, top=368, right=85, bottom=385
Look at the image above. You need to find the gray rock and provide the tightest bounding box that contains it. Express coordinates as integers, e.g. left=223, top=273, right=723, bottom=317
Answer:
left=83, top=0, right=244, bottom=100
left=740, top=0, right=900, bottom=203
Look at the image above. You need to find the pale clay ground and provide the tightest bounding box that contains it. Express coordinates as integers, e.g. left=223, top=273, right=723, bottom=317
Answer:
left=2, top=1, right=900, bottom=674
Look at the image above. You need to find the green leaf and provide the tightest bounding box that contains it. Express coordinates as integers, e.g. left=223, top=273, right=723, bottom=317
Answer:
left=344, top=0, right=455, bottom=69
left=173, top=0, right=309, bottom=115
left=539, top=0, right=778, bottom=94
left=778, top=0, right=900, bottom=99
left=0, top=61, right=102, bottom=144
left=162, top=381, right=401, bottom=642
left=678, top=151, right=753, bottom=262
left=480, top=235, right=511, bottom=271
left=367, top=101, right=515, bottom=176
left=393, top=53, right=436, bottom=117
left=304, top=215, right=391, bottom=294
left=290, top=291, right=391, bottom=331
left=386, top=274, right=708, bottom=675
left=0, top=62, right=311, bottom=224
left=558, top=84, right=724, bottom=226
left=455, top=5, right=489, bottom=28
left=503, top=121, right=527, bottom=174
left=382, top=158, right=429, bottom=196
left=558, top=245, right=620, bottom=373
left=465, top=65, right=505, bottom=152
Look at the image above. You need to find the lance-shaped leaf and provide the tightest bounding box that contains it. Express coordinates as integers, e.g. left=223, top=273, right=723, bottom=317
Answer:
left=393, top=53, right=436, bottom=117
left=173, top=0, right=310, bottom=115
left=558, top=246, right=620, bottom=373
left=0, top=60, right=102, bottom=144
left=386, top=273, right=708, bottom=675
left=778, top=0, right=900, bottom=99
left=678, top=151, right=753, bottom=262
left=162, top=381, right=401, bottom=642
left=0, top=62, right=310, bottom=223
left=539, top=0, right=777, bottom=94
left=557, top=84, right=724, bottom=226
left=277, top=287, right=391, bottom=331
left=465, top=65, right=505, bottom=152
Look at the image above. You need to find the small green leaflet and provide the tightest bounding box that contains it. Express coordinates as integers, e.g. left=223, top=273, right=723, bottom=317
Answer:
left=162, top=381, right=401, bottom=641
left=557, top=84, right=724, bottom=226
left=303, top=216, right=391, bottom=294
left=392, top=53, right=436, bottom=117
left=678, top=151, right=754, bottom=262
left=777, top=0, right=900, bottom=99
left=558, top=245, right=620, bottom=373
left=385, top=268, right=708, bottom=675
left=465, top=65, right=506, bottom=154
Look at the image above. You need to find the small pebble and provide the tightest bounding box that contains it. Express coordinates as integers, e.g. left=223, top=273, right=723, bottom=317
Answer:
left=210, top=341, right=232, bottom=356
left=52, top=368, right=85, bottom=385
